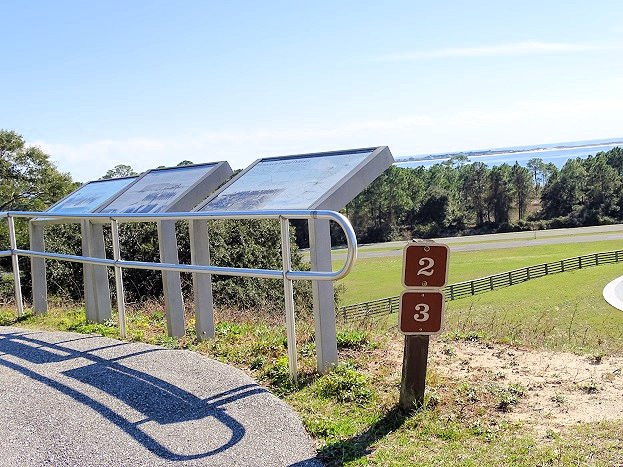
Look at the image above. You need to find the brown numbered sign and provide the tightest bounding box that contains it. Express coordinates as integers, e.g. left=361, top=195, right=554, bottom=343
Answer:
left=399, top=290, right=445, bottom=335
left=402, top=243, right=449, bottom=288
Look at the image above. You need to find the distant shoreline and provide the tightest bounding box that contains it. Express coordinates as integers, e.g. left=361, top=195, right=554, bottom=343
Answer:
left=395, top=140, right=623, bottom=165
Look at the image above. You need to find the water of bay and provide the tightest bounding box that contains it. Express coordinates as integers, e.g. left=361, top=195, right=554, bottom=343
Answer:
left=395, top=139, right=623, bottom=169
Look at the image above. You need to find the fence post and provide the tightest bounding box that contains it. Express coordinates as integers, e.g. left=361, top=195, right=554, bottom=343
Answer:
left=561, top=260, right=565, bottom=272
left=595, top=253, right=599, bottom=266
left=545, top=263, right=549, bottom=275
left=579, top=256, right=583, bottom=269
left=616, top=250, right=620, bottom=263
left=489, top=276, right=494, bottom=291
left=526, top=267, right=531, bottom=281
left=449, top=285, right=454, bottom=301
left=509, top=271, right=513, bottom=286
left=470, top=281, right=475, bottom=295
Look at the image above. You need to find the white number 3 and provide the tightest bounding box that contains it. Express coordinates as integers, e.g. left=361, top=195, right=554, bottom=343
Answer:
left=413, top=303, right=430, bottom=322
left=417, top=257, right=435, bottom=276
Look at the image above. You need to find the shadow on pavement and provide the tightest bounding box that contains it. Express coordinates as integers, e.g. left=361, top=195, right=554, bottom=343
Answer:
left=0, top=330, right=266, bottom=461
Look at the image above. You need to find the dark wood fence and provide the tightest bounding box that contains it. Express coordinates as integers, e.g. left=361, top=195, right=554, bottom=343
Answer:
left=338, top=249, right=623, bottom=322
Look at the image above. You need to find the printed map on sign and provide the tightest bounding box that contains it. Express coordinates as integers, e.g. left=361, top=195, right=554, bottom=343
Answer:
left=100, top=164, right=215, bottom=213
left=200, top=151, right=371, bottom=211
left=49, top=177, right=136, bottom=213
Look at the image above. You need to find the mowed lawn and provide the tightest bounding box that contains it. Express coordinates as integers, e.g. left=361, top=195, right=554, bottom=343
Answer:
left=336, top=239, right=623, bottom=305
left=442, top=262, right=623, bottom=355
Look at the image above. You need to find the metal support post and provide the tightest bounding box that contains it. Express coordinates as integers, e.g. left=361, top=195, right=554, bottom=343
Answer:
left=189, top=219, right=215, bottom=339
left=7, top=215, right=24, bottom=317
left=280, top=217, right=298, bottom=383
left=86, top=221, right=112, bottom=322
left=111, top=219, right=127, bottom=338
left=81, top=221, right=97, bottom=321
left=308, top=218, right=338, bottom=373
left=157, top=220, right=185, bottom=337
left=29, top=221, right=47, bottom=313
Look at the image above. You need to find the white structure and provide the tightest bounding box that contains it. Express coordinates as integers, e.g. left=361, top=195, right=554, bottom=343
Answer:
left=603, top=276, right=623, bottom=311
left=97, top=162, right=233, bottom=337
left=192, top=147, right=394, bottom=372
left=30, top=176, right=137, bottom=319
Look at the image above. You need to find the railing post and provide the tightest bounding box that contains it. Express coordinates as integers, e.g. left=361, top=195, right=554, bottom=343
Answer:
left=561, top=260, right=565, bottom=272
left=508, top=271, right=513, bottom=286
left=545, top=263, right=549, bottom=275
left=470, top=281, right=475, bottom=295
left=526, top=267, right=531, bottom=281
left=595, top=253, right=599, bottom=266
left=616, top=250, right=620, bottom=263
left=7, top=215, right=24, bottom=317
left=449, top=284, right=454, bottom=301
left=190, top=219, right=215, bottom=339
left=579, top=256, right=583, bottom=269
left=111, top=219, right=127, bottom=338
left=280, top=217, right=298, bottom=383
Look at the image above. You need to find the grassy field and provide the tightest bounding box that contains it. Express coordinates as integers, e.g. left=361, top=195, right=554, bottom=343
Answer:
left=2, top=241, right=623, bottom=465
left=337, top=239, right=623, bottom=305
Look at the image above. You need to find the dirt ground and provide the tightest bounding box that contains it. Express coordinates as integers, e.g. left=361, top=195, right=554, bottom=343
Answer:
left=426, top=339, right=623, bottom=429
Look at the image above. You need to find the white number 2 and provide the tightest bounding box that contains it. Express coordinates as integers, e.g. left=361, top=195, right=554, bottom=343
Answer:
left=417, top=257, right=435, bottom=276
left=413, top=303, right=430, bottom=322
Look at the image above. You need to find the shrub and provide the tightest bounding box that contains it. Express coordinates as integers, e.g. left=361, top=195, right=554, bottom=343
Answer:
left=313, top=362, right=373, bottom=404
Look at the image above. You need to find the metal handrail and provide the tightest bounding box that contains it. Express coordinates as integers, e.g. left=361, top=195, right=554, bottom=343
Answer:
left=0, top=209, right=358, bottom=281
left=1, top=209, right=358, bottom=382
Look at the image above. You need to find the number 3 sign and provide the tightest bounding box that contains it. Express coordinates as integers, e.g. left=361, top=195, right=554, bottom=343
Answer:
left=399, top=290, right=445, bottom=335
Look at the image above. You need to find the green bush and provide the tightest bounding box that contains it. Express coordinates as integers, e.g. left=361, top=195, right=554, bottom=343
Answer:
left=336, top=329, right=376, bottom=350
left=313, top=362, right=373, bottom=404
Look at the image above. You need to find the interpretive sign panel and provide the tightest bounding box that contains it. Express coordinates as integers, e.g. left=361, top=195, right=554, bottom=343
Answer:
left=47, top=177, right=137, bottom=213
left=197, top=148, right=387, bottom=211
left=193, top=147, right=394, bottom=373
left=399, top=290, right=445, bottom=335
left=403, top=243, right=449, bottom=288
left=99, top=164, right=218, bottom=213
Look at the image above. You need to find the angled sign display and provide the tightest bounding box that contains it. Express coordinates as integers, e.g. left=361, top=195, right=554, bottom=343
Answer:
left=196, top=147, right=393, bottom=211
left=98, top=162, right=232, bottom=214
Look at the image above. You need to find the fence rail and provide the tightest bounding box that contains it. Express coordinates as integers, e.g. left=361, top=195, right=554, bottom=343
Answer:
left=338, top=249, right=623, bottom=322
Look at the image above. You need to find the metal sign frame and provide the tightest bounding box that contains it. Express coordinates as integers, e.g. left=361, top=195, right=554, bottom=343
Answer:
left=97, top=162, right=232, bottom=215
left=29, top=176, right=139, bottom=315
left=196, top=147, right=393, bottom=211
left=33, top=176, right=139, bottom=225
left=192, top=147, right=394, bottom=373
left=95, top=161, right=233, bottom=337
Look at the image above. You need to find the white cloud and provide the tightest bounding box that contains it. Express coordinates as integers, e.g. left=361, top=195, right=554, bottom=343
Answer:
left=30, top=96, right=623, bottom=182
left=30, top=116, right=435, bottom=181
left=379, top=41, right=621, bottom=61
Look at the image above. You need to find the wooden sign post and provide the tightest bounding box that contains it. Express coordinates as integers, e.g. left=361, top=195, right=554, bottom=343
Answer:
left=399, top=241, right=449, bottom=410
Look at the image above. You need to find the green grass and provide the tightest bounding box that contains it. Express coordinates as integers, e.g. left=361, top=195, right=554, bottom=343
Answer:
left=2, top=240, right=623, bottom=464
left=337, top=238, right=623, bottom=305
left=443, top=262, right=623, bottom=355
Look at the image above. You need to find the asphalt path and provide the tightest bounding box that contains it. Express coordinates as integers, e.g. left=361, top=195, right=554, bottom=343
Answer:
left=331, top=229, right=623, bottom=260
left=0, top=327, right=319, bottom=467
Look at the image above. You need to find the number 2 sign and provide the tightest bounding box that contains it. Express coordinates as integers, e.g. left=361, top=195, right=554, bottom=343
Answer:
left=402, top=243, right=449, bottom=288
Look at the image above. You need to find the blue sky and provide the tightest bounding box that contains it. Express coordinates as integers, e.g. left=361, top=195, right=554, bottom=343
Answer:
left=3, top=1, right=623, bottom=181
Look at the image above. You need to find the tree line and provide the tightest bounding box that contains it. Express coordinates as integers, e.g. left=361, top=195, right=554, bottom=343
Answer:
left=1, top=128, right=621, bottom=306
left=344, top=148, right=623, bottom=244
